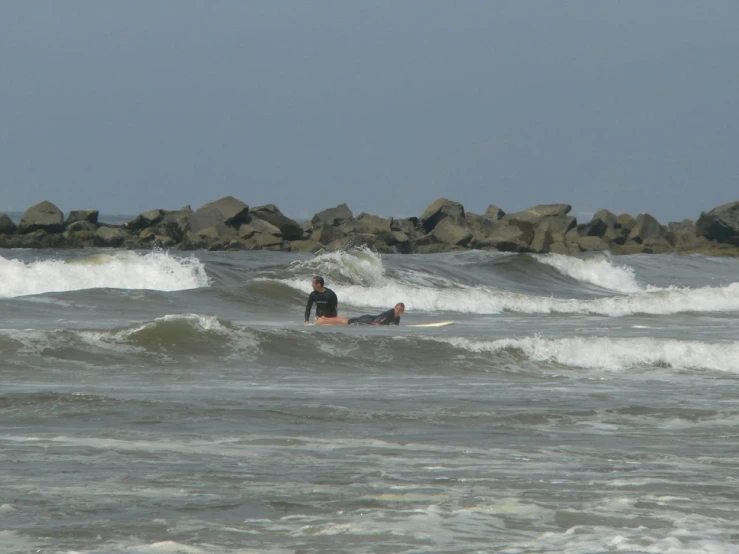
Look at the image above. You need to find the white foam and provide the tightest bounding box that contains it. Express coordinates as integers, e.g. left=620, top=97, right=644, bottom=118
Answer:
left=287, top=247, right=386, bottom=286
left=128, top=541, right=206, bottom=553
left=82, top=314, right=261, bottom=357
left=278, top=248, right=739, bottom=316
left=432, top=336, right=739, bottom=372
left=286, top=278, right=739, bottom=317
left=535, top=253, right=644, bottom=293
left=514, top=527, right=733, bottom=554
left=0, top=250, right=210, bottom=298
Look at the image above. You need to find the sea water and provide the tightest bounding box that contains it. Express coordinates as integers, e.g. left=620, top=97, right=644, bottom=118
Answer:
left=1, top=247, right=738, bottom=553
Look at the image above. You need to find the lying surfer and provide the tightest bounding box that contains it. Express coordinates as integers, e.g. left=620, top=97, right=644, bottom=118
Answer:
left=315, top=303, right=405, bottom=326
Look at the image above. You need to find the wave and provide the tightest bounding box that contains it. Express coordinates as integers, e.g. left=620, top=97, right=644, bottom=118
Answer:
left=428, top=335, right=739, bottom=373
left=0, top=251, right=211, bottom=298
left=274, top=249, right=739, bottom=316
left=4, top=312, right=737, bottom=374
left=533, top=253, right=644, bottom=293
left=0, top=314, right=260, bottom=364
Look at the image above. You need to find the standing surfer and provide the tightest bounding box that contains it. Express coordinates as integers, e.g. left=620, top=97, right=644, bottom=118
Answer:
left=304, top=276, right=339, bottom=324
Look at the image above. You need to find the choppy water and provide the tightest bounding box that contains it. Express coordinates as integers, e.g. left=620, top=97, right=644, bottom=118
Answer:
left=1, top=246, right=738, bottom=553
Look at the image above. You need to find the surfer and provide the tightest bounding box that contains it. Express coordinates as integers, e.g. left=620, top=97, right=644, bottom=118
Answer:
left=315, top=303, right=405, bottom=326
left=304, top=276, right=339, bottom=324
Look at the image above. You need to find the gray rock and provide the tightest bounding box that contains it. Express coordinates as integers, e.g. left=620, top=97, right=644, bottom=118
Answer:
left=390, top=217, right=419, bottom=238
left=577, top=235, right=610, bottom=252
left=339, top=213, right=393, bottom=235
left=581, top=209, right=617, bottom=237
left=124, top=209, right=164, bottom=232
left=95, top=227, right=130, bottom=247
left=616, top=213, right=636, bottom=233
left=250, top=204, right=303, bottom=240
left=311, top=203, right=353, bottom=228
left=696, top=201, right=739, bottom=243
left=477, top=221, right=534, bottom=252
left=484, top=205, right=506, bottom=220
left=248, top=218, right=283, bottom=236
left=189, top=196, right=250, bottom=234
left=628, top=214, right=665, bottom=244
left=642, top=236, right=672, bottom=254
left=0, top=213, right=18, bottom=234
left=312, top=223, right=347, bottom=245
left=504, top=204, right=572, bottom=223
left=66, top=210, right=99, bottom=226
left=431, top=217, right=472, bottom=247
left=154, top=207, right=193, bottom=243
left=288, top=239, right=324, bottom=253
left=530, top=228, right=554, bottom=253
left=19, top=201, right=64, bottom=234
left=465, top=212, right=499, bottom=245
left=243, top=233, right=284, bottom=250
left=66, top=220, right=97, bottom=233
left=419, top=198, right=465, bottom=233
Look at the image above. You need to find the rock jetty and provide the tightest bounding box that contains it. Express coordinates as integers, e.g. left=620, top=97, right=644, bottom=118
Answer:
left=1, top=197, right=738, bottom=256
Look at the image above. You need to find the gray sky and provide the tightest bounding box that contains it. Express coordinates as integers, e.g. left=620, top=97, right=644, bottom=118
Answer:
left=1, top=1, right=737, bottom=223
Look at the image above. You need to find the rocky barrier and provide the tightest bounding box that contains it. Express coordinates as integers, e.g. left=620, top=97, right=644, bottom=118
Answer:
left=1, top=197, right=739, bottom=255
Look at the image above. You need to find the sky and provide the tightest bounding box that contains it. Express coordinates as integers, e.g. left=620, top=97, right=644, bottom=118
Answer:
left=1, top=1, right=738, bottom=224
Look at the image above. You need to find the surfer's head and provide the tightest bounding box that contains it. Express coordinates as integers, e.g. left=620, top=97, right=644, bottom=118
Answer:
left=312, top=276, right=325, bottom=290
left=394, top=302, right=405, bottom=316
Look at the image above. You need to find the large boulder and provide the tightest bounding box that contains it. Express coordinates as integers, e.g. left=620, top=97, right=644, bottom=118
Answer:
left=94, top=227, right=131, bottom=247
left=465, top=213, right=499, bottom=246
left=505, top=203, right=572, bottom=222
left=628, top=214, right=666, bottom=244
left=65, top=220, right=97, bottom=233
left=0, top=213, right=17, bottom=234
left=246, top=218, right=283, bottom=236
left=189, top=196, right=250, bottom=234
left=311, top=203, right=353, bottom=228
left=288, top=239, right=324, bottom=253
left=577, top=235, right=610, bottom=252
left=431, top=217, right=472, bottom=247
left=19, top=201, right=64, bottom=234
left=250, top=204, right=303, bottom=240
left=696, top=201, right=739, bottom=243
left=312, top=223, right=347, bottom=245
left=154, top=207, right=193, bottom=243
left=124, top=209, right=164, bottom=232
left=242, top=233, right=285, bottom=251
left=580, top=209, right=617, bottom=237
left=180, top=221, right=237, bottom=250
left=65, top=210, right=99, bottom=226
left=578, top=209, right=629, bottom=245
left=419, top=198, right=465, bottom=233
left=391, top=217, right=419, bottom=239
left=503, top=204, right=575, bottom=247
left=616, top=214, right=636, bottom=236
left=476, top=221, right=534, bottom=252
left=485, top=205, right=506, bottom=220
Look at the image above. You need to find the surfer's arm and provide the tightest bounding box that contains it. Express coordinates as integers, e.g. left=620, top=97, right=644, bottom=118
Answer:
left=304, top=293, right=315, bottom=322
left=328, top=290, right=339, bottom=316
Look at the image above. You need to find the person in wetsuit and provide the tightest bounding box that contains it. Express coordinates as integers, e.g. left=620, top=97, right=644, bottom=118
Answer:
left=315, top=303, right=405, bottom=326
left=304, top=275, right=338, bottom=324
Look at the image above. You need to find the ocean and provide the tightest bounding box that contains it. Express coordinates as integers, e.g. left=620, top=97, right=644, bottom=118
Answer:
left=1, top=246, right=738, bottom=553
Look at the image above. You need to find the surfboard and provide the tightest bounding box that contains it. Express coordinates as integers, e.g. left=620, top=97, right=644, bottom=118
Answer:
left=407, top=321, right=455, bottom=328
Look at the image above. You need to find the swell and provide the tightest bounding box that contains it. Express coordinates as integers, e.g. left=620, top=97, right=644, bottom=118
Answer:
left=2, top=316, right=738, bottom=374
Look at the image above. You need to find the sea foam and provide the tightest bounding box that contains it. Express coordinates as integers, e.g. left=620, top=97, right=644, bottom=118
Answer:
left=0, top=251, right=210, bottom=298
left=431, top=335, right=739, bottom=372
left=534, top=252, right=644, bottom=293
left=281, top=249, right=739, bottom=316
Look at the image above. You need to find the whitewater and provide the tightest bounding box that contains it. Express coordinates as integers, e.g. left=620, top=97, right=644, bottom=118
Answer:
left=1, top=246, right=738, bottom=553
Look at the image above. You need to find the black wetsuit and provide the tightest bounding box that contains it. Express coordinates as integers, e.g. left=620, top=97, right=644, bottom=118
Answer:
left=348, top=309, right=400, bottom=326
left=305, top=288, right=338, bottom=322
